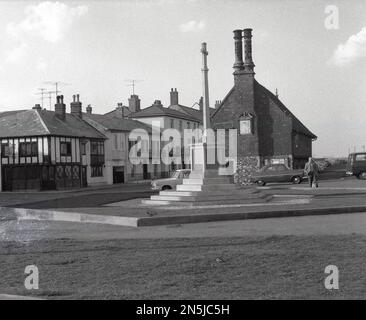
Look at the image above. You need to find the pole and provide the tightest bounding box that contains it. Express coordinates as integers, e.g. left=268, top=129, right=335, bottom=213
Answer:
left=201, top=42, right=211, bottom=142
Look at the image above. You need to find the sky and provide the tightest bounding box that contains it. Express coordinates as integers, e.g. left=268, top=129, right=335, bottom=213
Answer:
left=0, top=0, right=366, bottom=157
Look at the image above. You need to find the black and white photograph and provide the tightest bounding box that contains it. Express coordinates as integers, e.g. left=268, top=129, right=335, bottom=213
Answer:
left=0, top=0, right=365, bottom=307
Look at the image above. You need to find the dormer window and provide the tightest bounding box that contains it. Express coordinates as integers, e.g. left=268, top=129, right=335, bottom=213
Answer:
left=239, top=113, right=254, bottom=135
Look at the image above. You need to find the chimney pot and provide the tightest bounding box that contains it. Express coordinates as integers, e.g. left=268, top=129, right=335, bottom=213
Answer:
left=86, top=104, right=92, bottom=114
left=70, top=94, right=82, bottom=118
left=199, top=97, right=203, bottom=111
left=243, top=28, right=255, bottom=73
left=170, top=87, right=179, bottom=105
left=215, top=100, right=221, bottom=109
left=233, top=29, right=244, bottom=71
left=128, top=94, right=141, bottom=113
left=55, top=95, right=66, bottom=120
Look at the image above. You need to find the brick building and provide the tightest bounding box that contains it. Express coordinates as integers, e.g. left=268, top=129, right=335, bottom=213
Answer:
left=211, top=29, right=317, bottom=182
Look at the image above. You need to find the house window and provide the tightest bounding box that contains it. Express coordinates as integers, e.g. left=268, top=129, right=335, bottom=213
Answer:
left=19, top=142, right=38, bottom=157
left=239, top=119, right=252, bottom=135
left=90, top=140, right=105, bottom=165
left=81, top=142, right=87, bottom=155
left=1, top=143, right=10, bottom=158
left=187, top=122, right=190, bottom=129
left=179, top=120, right=183, bottom=131
left=60, top=141, right=72, bottom=156
left=121, top=137, right=125, bottom=151
left=170, top=119, right=174, bottom=128
left=91, top=165, right=103, bottom=177
left=114, top=134, right=118, bottom=150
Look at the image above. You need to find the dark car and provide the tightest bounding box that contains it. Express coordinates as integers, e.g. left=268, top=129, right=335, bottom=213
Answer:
left=346, top=153, right=366, bottom=179
left=251, top=164, right=306, bottom=186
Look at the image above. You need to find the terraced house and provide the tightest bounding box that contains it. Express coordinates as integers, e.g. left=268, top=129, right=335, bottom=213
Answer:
left=128, top=90, right=215, bottom=173
left=83, top=104, right=153, bottom=183
left=0, top=95, right=107, bottom=191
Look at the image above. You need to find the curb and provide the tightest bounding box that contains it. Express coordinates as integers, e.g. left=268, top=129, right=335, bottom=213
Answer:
left=8, top=204, right=366, bottom=227
left=14, top=208, right=139, bottom=227
left=136, top=205, right=366, bottom=226
left=0, top=294, right=44, bottom=300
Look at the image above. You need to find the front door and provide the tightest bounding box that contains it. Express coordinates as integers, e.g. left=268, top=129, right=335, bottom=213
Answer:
left=143, top=164, right=149, bottom=180
left=113, top=166, right=124, bottom=184
left=1, top=167, right=12, bottom=191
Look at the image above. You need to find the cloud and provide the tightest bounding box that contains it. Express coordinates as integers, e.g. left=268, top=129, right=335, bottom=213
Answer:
left=179, top=20, right=206, bottom=33
left=328, top=26, right=366, bottom=66
left=6, top=1, right=88, bottom=44
left=5, top=43, right=28, bottom=64
left=36, top=59, right=48, bottom=71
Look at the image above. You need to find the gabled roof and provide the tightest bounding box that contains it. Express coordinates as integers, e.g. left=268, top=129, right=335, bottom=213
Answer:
left=211, top=81, right=317, bottom=139
left=0, top=109, right=106, bottom=139
left=129, top=104, right=199, bottom=122
left=83, top=113, right=152, bottom=133
left=0, top=110, right=49, bottom=137
left=104, top=106, right=131, bottom=118
left=255, top=81, right=317, bottom=139
left=169, top=104, right=215, bottom=123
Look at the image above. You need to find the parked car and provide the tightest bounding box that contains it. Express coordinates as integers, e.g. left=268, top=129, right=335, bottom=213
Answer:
left=346, top=153, right=366, bottom=179
left=251, top=164, right=306, bottom=186
left=151, top=169, right=191, bottom=190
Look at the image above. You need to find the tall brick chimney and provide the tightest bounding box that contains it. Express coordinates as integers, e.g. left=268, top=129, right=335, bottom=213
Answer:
left=86, top=104, right=92, bottom=114
left=152, top=100, right=162, bottom=107
left=232, top=29, right=255, bottom=115
left=243, top=28, right=255, bottom=73
left=198, top=97, right=203, bottom=111
left=170, top=88, right=179, bottom=105
left=233, top=29, right=244, bottom=72
left=70, top=94, right=82, bottom=118
left=55, top=95, right=66, bottom=120
left=128, top=95, right=141, bottom=113
left=114, top=103, right=127, bottom=118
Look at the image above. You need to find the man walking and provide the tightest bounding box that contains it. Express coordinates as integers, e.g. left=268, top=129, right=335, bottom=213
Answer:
left=304, top=157, right=319, bottom=188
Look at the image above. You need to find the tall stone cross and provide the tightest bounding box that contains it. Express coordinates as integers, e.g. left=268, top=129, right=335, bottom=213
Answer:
left=201, top=42, right=211, bottom=142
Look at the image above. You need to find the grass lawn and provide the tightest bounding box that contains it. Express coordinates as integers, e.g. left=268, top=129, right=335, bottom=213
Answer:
left=0, top=235, right=365, bottom=299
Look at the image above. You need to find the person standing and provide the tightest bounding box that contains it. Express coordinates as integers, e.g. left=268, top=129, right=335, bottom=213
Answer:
left=304, top=157, right=319, bottom=188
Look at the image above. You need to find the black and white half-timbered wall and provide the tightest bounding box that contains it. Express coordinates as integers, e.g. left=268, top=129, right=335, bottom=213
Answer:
left=0, top=96, right=106, bottom=191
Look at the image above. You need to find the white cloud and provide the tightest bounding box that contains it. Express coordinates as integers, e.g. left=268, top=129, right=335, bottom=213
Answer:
left=6, top=1, right=88, bottom=44
left=5, top=43, right=28, bottom=64
left=36, top=59, right=48, bottom=71
left=328, top=26, right=366, bottom=66
left=179, top=20, right=206, bottom=33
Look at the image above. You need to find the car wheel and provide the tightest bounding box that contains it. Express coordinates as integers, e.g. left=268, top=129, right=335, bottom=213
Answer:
left=358, top=172, right=366, bottom=180
left=256, top=180, right=266, bottom=187
left=292, top=176, right=302, bottom=184
left=162, top=185, right=172, bottom=190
